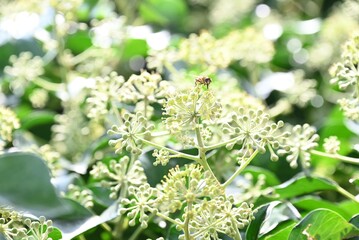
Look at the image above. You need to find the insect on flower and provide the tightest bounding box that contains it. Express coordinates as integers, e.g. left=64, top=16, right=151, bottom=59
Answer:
left=195, top=76, right=212, bottom=89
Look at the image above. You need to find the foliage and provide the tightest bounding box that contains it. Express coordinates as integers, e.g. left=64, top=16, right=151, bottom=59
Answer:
left=1, top=0, right=359, bottom=240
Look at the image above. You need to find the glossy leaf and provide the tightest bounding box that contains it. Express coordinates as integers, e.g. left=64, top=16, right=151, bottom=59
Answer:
left=289, top=209, right=359, bottom=240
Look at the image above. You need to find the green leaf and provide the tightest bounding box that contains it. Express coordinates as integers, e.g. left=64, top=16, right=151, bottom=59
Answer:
left=20, top=111, right=55, bottom=130
left=273, top=174, right=338, bottom=199
left=0, top=152, right=93, bottom=233
left=122, top=39, right=148, bottom=59
left=293, top=196, right=355, bottom=220
left=289, top=209, right=359, bottom=240
left=246, top=201, right=300, bottom=240
left=139, top=0, right=188, bottom=28
left=48, top=227, right=63, bottom=240
left=263, top=222, right=296, bottom=240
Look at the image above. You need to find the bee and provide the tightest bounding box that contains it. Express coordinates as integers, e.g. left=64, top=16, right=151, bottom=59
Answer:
left=195, top=76, right=212, bottom=89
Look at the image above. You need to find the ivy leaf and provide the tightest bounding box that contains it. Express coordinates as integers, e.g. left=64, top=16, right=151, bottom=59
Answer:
left=289, top=209, right=359, bottom=240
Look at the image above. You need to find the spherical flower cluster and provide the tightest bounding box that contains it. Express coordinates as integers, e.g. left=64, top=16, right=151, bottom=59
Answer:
left=4, top=52, right=44, bottom=94
left=329, top=34, right=359, bottom=121
left=90, top=156, right=147, bottom=199
left=24, top=216, right=53, bottom=240
left=284, top=70, right=317, bottom=108
left=323, top=136, right=341, bottom=154
left=163, top=86, right=222, bottom=133
left=185, top=197, right=255, bottom=240
left=121, top=71, right=173, bottom=117
left=65, top=184, right=94, bottom=209
left=86, top=72, right=125, bottom=119
left=50, top=0, right=83, bottom=21
left=278, top=124, right=319, bottom=168
left=0, top=207, right=27, bottom=239
left=36, top=144, right=61, bottom=176
left=157, top=164, right=224, bottom=213
left=179, top=31, right=232, bottom=70
left=108, top=112, right=154, bottom=155
left=90, top=16, right=126, bottom=48
left=119, top=183, right=158, bottom=228
left=146, top=48, right=178, bottom=73
left=152, top=149, right=171, bottom=166
left=0, top=106, right=20, bottom=142
left=29, top=88, right=49, bottom=109
left=0, top=106, right=20, bottom=149
left=223, top=108, right=286, bottom=161
left=224, top=28, right=274, bottom=65
left=337, top=98, right=359, bottom=120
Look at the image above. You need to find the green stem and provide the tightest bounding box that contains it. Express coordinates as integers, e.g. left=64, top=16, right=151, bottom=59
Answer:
left=136, top=137, right=199, bottom=162
left=33, top=78, right=64, bottom=92
left=337, top=185, right=359, bottom=203
left=222, top=149, right=259, bottom=188
left=204, top=136, right=241, bottom=151
left=150, top=130, right=170, bottom=137
left=195, top=123, right=218, bottom=183
left=183, top=202, right=192, bottom=240
left=311, top=150, right=359, bottom=165
left=150, top=209, right=183, bottom=226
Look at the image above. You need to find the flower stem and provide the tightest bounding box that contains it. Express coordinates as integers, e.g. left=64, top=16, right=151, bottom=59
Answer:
left=311, top=150, right=359, bottom=165
left=222, top=149, right=259, bottom=188
left=183, top=202, right=192, bottom=240
left=195, top=123, right=219, bottom=184
left=136, top=137, right=200, bottom=162
left=204, top=137, right=241, bottom=151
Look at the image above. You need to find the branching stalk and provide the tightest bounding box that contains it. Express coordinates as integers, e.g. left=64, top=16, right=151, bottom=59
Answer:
left=311, top=150, right=359, bottom=165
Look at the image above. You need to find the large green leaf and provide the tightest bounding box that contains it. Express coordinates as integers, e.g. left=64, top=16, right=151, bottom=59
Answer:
left=273, top=174, right=338, bottom=199
left=263, top=222, right=296, bottom=240
left=293, top=196, right=356, bottom=220
left=0, top=152, right=94, bottom=234
left=289, top=209, right=359, bottom=240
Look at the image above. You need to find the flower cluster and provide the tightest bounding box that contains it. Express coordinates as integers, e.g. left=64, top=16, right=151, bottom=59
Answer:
left=148, top=28, right=274, bottom=74
left=0, top=106, right=20, bottom=150
left=323, top=136, right=341, bottom=154
left=65, top=184, right=94, bottom=209
left=29, top=89, right=49, bottom=109
left=329, top=34, right=359, bottom=121
left=278, top=124, right=319, bottom=168
left=4, top=52, right=44, bottom=94
left=0, top=207, right=27, bottom=240
left=122, top=71, right=173, bottom=117
left=0, top=207, right=53, bottom=240
left=35, top=144, right=61, bottom=176
left=163, top=86, right=222, bottom=133
left=223, top=108, right=286, bottom=161
left=108, top=112, right=154, bottom=155
left=86, top=72, right=125, bottom=120
left=119, top=183, right=158, bottom=228
left=184, top=197, right=255, bottom=240
left=24, top=216, right=53, bottom=240
left=157, top=164, right=224, bottom=213
left=90, top=156, right=147, bottom=199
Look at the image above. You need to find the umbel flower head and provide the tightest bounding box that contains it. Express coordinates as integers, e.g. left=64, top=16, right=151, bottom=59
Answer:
left=24, top=216, right=53, bottom=240
left=278, top=124, right=319, bottom=168
left=90, top=156, right=147, bottom=199
left=323, top=136, right=341, bottom=154
left=86, top=72, right=125, bottom=119
left=0, top=207, right=27, bottom=239
left=223, top=108, right=286, bottom=161
left=0, top=106, right=20, bottom=148
left=4, top=52, right=44, bottom=94
left=119, top=183, right=158, bottom=229
left=182, top=197, right=255, bottom=240
left=108, top=112, right=154, bottom=155
left=163, top=86, right=222, bottom=133
left=157, top=164, right=224, bottom=213
left=65, top=184, right=94, bottom=209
